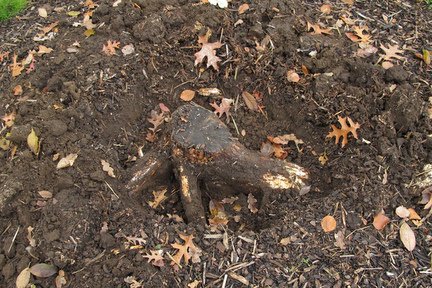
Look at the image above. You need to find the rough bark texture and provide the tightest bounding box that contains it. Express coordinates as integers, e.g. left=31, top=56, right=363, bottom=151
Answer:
left=128, top=104, right=309, bottom=223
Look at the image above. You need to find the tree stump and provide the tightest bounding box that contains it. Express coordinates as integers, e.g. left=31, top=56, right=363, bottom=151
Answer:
left=127, top=104, right=309, bottom=223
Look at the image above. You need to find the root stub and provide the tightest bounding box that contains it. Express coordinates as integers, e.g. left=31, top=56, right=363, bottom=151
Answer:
left=128, top=104, right=309, bottom=223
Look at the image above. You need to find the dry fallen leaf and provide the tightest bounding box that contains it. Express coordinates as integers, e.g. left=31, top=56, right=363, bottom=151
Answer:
left=38, top=190, right=53, bottom=199
left=307, top=22, right=333, bottom=35
left=2, top=112, right=16, bottom=127
left=171, top=233, right=201, bottom=266
left=419, top=186, right=432, bottom=209
left=121, top=44, right=135, bottom=56
left=395, top=206, right=410, bottom=219
left=148, top=187, right=168, bottom=209
left=102, top=40, right=120, bottom=56
left=238, top=3, right=249, bottom=14
left=101, top=159, right=115, bottom=178
left=10, top=54, right=24, bottom=77
left=143, top=250, right=165, bottom=267
left=408, top=208, right=421, bottom=221
left=247, top=193, right=258, bottom=214
left=27, top=128, right=40, bottom=155
left=400, top=222, right=416, bottom=251
left=12, top=85, right=23, bottom=96
left=57, top=153, right=78, bottom=169
left=188, top=280, right=201, bottom=288
left=242, top=91, right=259, bottom=111
left=321, top=215, right=337, bottom=232
left=198, top=87, right=222, bottom=97
left=16, top=268, right=31, bottom=288
left=210, top=98, right=234, bottom=121
left=334, top=230, right=346, bottom=249
left=38, top=7, right=48, bottom=18
left=287, top=70, right=300, bottom=82
left=55, top=270, right=67, bottom=288
left=194, top=41, right=223, bottom=71
left=209, top=200, right=229, bottom=226
left=37, top=45, right=53, bottom=55
left=380, top=43, right=406, bottom=62
left=320, top=4, right=331, bottom=14
left=29, top=263, right=58, bottom=278
left=180, top=89, right=196, bottom=102
left=342, top=0, right=355, bottom=5
left=326, top=116, right=360, bottom=148
left=373, top=211, right=390, bottom=230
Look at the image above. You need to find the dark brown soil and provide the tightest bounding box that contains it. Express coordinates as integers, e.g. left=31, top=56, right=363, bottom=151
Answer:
left=0, top=0, right=431, bottom=287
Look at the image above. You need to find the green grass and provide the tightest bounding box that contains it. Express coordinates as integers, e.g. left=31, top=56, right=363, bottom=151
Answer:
left=425, top=0, right=432, bottom=8
left=0, top=0, right=27, bottom=21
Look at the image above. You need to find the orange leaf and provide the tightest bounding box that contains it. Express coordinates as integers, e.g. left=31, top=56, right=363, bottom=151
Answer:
left=307, top=22, right=333, bottom=35
left=1, top=112, right=16, bottom=127
left=13, top=85, right=23, bottom=96
left=321, top=215, right=337, bottom=232
left=373, top=212, right=390, bottom=230
left=102, top=40, right=120, bottom=56
left=180, top=90, right=196, bottom=102
left=171, top=234, right=201, bottom=266
left=10, top=54, right=24, bottom=77
left=326, top=116, right=360, bottom=148
left=408, top=208, right=421, bottom=221
left=238, top=3, right=249, bottom=14
left=320, top=4, right=331, bottom=14
left=287, top=70, right=300, bottom=82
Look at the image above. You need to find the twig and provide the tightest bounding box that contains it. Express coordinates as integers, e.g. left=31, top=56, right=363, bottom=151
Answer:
left=8, top=226, right=19, bottom=254
left=105, top=181, right=119, bottom=199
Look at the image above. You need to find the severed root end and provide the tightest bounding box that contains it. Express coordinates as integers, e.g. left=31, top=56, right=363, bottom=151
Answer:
left=262, top=163, right=310, bottom=195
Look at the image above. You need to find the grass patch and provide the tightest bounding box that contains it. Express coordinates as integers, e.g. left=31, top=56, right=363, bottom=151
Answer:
left=0, top=0, right=27, bottom=21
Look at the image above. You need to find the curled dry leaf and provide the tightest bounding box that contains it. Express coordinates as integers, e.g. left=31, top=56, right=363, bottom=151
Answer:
left=209, top=200, right=229, bottom=226
left=238, top=3, right=249, bottom=14
left=121, top=44, right=135, bottom=56
left=373, top=211, right=390, bottom=230
left=13, top=85, right=23, bottom=96
left=27, top=226, right=36, bottom=247
left=56, top=153, right=78, bottom=169
left=180, top=90, right=196, bottom=102
left=287, top=70, right=300, bottom=83
left=400, top=222, right=416, bottom=251
left=55, top=270, right=67, bottom=288
left=247, top=193, right=258, bottom=214
left=334, top=230, right=346, bottom=249
left=408, top=208, right=421, bottom=221
left=101, top=159, right=116, bottom=178
left=27, top=128, right=40, bottom=155
left=380, top=44, right=406, bottom=62
left=326, top=116, right=360, bottom=148
left=321, top=215, right=337, bottom=232
left=419, top=186, right=432, bottom=209
left=38, top=7, right=48, bottom=18
left=395, top=206, right=410, bottom=219
left=198, top=87, right=222, bottom=97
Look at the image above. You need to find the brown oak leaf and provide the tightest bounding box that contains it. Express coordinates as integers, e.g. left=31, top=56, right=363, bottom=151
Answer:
left=326, top=116, right=360, bottom=148
left=194, top=41, right=223, bottom=71
left=102, top=40, right=120, bottom=56
left=307, top=22, right=333, bottom=35
left=380, top=43, right=406, bottom=62
left=346, top=26, right=372, bottom=45
left=143, top=250, right=165, bottom=267
left=171, top=234, right=201, bottom=266
left=148, top=187, right=168, bottom=209
left=210, top=98, right=234, bottom=122
left=10, top=54, right=24, bottom=77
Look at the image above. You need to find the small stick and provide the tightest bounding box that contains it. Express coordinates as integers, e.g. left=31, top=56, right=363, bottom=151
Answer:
left=8, top=226, right=19, bottom=254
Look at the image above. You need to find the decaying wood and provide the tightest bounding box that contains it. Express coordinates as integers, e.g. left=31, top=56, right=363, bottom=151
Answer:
left=127, top=104, right=309, bottom=223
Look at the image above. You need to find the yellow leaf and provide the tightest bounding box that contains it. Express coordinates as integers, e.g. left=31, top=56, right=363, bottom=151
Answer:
left=16, top=268, right=31, bottom=288
left=423, top=49, right=430, bottom=65
left=84, top=29, right=95, bottom=37
left=148, top=187, right=168, bottom=208
left=67, top=11, right=81, bottom=17
left=321, top=215, right=337, bottom=232
left=27, top=128, right=40, bottom=155
left=0, top=137, right=10, bottom=150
